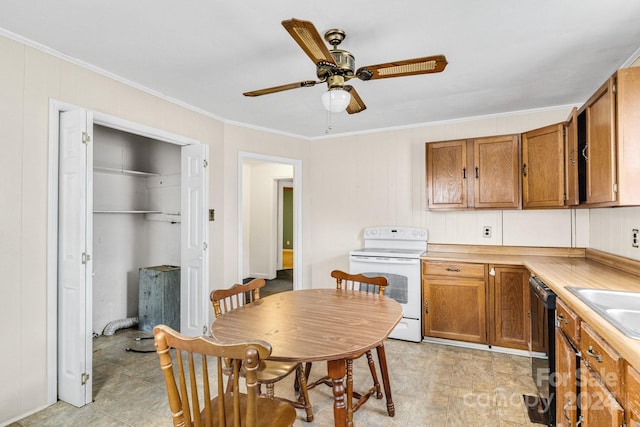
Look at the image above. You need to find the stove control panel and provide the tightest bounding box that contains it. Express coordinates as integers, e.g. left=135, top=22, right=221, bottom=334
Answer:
left=363, top=226, right=428, bottom=241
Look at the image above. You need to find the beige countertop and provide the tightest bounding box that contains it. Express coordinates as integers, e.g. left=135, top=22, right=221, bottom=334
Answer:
left=422, top=246, right=640, bottom=371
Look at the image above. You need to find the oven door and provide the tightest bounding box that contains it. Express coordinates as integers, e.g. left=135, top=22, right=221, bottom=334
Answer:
left=348, top=255, right=421, bottom=320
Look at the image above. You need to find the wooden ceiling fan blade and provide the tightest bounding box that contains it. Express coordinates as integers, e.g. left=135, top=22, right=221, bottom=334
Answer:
left=344, top=86, right=366, bottom=114
left=356, top=55, right=448, bottom=80
left=282, top=18, right=337, bottom=66
left=243, top=81, right=318, bottom=97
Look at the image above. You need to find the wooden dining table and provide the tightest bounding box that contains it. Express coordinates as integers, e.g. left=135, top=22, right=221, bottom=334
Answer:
left=209, top=288, right=403, bottom=427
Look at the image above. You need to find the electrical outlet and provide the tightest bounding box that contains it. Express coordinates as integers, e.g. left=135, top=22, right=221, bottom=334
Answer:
left=633, top=229, right=639, bottom=248
left=483, top=226, right=492, bottom=238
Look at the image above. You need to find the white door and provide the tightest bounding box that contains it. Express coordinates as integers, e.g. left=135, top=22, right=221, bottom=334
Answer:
left=57, top=109, right=93, bottom=406
left=181, top=144, right=209, bottom=336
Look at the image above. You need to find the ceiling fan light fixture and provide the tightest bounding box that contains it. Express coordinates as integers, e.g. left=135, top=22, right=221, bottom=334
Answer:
left=321, top=88, right=350, bottom=113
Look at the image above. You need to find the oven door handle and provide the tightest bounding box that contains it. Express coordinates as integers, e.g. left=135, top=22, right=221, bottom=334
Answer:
left=350, top=256, right=419, bottom=264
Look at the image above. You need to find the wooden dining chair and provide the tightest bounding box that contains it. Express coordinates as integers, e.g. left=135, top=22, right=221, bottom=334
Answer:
left=305, top=270, right=395, bottom=423
left=153, top=324, right=296, bottom=427
left=210, top=279, right=314, bottom=422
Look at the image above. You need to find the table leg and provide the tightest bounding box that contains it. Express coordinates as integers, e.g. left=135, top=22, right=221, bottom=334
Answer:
left=327, top=359, right=347, bottom=427
left=376, top=344, right=395, bottom=417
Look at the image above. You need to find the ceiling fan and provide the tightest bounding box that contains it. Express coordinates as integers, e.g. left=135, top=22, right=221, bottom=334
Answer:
left=243, top=18, right=448, bottom=114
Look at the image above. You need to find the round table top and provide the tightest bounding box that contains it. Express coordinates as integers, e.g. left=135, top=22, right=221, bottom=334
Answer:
left=210, top=288, right=403, bottom=362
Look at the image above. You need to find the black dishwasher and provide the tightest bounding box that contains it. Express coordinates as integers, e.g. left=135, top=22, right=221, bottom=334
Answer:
left=528, top=276, right=557, bottom=426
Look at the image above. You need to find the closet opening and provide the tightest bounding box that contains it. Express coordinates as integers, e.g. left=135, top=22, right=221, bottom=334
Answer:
left=48, top=102, right=209, bottom=408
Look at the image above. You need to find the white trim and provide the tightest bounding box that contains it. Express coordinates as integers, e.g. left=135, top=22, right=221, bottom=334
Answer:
left=238, top=152, right=303, bottom=290
left=92, top=112, right=199, bottom=146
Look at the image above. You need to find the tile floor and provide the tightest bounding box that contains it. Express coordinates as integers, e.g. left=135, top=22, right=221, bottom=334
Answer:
left=12, top=328, right=543, bottom=427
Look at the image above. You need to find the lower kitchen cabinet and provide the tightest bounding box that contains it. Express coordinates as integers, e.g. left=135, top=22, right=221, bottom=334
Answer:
left=422, top=261, right=543, bottom=351
left=556, top=329, right=579, bottom=427
left=555, top=298, right=581, bottom=427
left=555, top=297, right=639, bottom=427
left=580, top=362, right=624, bottom=426
left=422, top=261, right=487, bottom=344
left=627, top=364, right=640, bottom=427
left=489, top=265, right=535, bottom=350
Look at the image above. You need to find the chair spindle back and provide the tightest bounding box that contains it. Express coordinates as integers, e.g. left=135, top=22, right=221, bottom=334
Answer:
left=331, top=270, right=388, bottom=295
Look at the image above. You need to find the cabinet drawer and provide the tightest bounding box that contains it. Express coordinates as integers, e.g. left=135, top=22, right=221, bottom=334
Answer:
left=556, top=298, right=580, bottom=346
left=423, top=261, right=486, bottom=279
left=580, top=322, right=624, bottom=401
left=628, top=364, right=640, bottom=414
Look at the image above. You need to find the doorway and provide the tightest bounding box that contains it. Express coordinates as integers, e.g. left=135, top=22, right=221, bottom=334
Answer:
left=47, top=101, right=209, bottom=407
left=238, top=152, right=302, bottom=289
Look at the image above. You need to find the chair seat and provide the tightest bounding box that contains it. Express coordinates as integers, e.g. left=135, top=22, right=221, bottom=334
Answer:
left=255, top=360, right=301, bottom=383
left=203, top=393, right=297, bottom=426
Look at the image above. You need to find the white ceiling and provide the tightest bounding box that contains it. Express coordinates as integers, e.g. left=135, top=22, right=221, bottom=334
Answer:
left=2, top=1, right=640, bottom=139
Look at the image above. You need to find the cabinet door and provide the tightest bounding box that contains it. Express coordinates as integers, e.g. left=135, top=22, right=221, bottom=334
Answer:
left=489, top=266, right=530, bottom=349
left=522, top=123, right=565, bottom=208
left=473, top=134, right=520, bottom=208
left=426, top=140, right=468, bottom=209
left=580, top=362, right=624, bottom=427
left=585, top=77, right=617, bottom=204
left=423, top=277, right=487, bottom=344
left=564, top=108, right=579, bottom=206
left=555, top=330, right=578, bottom=427
left=628, top=365, right=640, bottom=427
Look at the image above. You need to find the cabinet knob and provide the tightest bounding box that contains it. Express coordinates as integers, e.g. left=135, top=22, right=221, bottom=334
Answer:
left=445, top=267, right=461, bottom=272
left=489, top=268, right=495, bottom=276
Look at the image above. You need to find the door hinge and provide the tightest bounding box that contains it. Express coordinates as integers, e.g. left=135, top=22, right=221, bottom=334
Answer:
left=81, top=372, right=90, bottom=385
left=81, top=252, right=91, bottom=264
left=203, top=159, right=208, bottom=168
left=82, top=132, right=91, bottom=144
left=203, top=242, right=208, bottom=251
left=613, top=183, right=618, bottom=193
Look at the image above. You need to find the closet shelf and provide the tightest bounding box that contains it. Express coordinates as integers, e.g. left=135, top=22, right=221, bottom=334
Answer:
left=94, top=166, right=159, bottom=177
left=144, top=213, right=181, bottom=223
left=94, top=210, right=161, bottom=214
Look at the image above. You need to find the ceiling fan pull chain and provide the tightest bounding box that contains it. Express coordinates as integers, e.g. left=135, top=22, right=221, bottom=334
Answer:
left=325, top=108, right=333, bottom=134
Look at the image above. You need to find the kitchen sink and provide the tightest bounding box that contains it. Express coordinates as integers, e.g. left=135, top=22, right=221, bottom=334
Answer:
left=566, top=287, right=640, bottom=339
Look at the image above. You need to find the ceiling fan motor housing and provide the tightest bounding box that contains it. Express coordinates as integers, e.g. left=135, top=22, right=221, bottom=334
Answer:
left=317, top=49, right=355, bottom=80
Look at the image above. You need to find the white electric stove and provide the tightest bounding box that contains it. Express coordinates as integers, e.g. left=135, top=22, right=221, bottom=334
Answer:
left=349, top=226, right=427, bottom=342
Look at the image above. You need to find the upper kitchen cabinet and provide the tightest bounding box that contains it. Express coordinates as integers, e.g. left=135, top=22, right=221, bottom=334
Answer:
left=579, top=67, right=640, bottom=207
left=564, top=108, right=580, bottom=207
left=521, top=123, right=565, bottom=208
left=426, top=134, right=521, bottom=210
left=426, top=139, right=468, bottom=209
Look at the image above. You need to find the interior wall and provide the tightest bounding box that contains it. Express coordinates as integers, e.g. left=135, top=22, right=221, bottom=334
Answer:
left=0, top=34, right=226, bottom=424
left=589, top=207, right=640, bottom=260
left=304, top=107, right=585, bottom=288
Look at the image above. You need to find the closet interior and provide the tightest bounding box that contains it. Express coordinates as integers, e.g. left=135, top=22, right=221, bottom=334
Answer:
left=92, top=125, right=181, bottom=335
